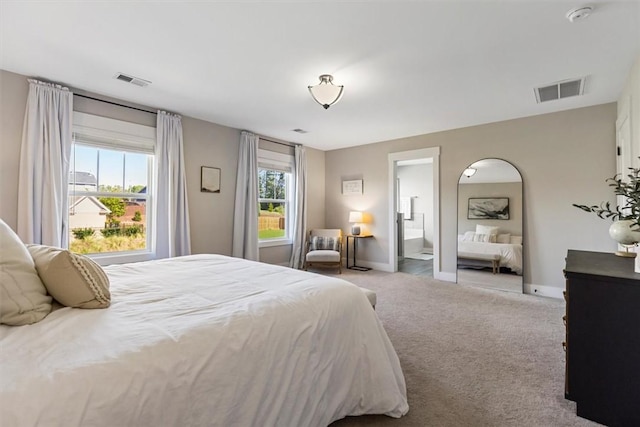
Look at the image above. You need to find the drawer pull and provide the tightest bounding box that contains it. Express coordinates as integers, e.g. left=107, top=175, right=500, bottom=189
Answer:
left=563, top=290, right=568, bottom=302
left=563, top=315, right=567, bottom=326
left=562, top=341, right=567, bottom=352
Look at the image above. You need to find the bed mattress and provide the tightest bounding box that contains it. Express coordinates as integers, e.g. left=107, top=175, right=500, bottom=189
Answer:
left=0, top=254, right=408, bottom=426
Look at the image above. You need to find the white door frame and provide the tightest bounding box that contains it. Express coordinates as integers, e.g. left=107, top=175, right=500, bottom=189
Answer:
left=388, top=147, right=446, bottom=279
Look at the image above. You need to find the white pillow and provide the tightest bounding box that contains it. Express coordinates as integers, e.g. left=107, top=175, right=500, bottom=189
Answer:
left=472, top=233, right=493, bottom=243
left=497, top=233, right=511, bottom=244
left=0, top=219, right=52, bottom=325
left=476, top=225, right=499, bottom=236
left=461, top=231, right=476, bottom=242
left=27, top=245, right=110, bottom=309
left=510, top=235, right=523, bottom=245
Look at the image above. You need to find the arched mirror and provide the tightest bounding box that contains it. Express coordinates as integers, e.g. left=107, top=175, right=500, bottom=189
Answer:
left=457, top=159, right=523, bottom=293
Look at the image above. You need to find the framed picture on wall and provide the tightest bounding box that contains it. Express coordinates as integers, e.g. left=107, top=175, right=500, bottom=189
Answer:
left=468, top=197, right=509, bottom=220
left=201, top=166, right=221, bottom=193
left=342, top=179, right=363, bottom=195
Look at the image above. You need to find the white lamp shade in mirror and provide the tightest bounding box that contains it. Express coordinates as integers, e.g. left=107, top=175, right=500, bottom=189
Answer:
left=349, top=211, right=363, bottom=235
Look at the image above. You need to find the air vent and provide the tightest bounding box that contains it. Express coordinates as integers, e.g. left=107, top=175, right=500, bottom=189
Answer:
left=534, top=77, right=585, bottom=103
left=292, top=128, right=308, bottom=134
left=114, top=73, right=151, bottom=87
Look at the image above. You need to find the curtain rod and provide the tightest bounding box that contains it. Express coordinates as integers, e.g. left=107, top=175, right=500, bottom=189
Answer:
left=259, top=137, right=300, bottom=148
left=73, top=93, right=157, bottom=115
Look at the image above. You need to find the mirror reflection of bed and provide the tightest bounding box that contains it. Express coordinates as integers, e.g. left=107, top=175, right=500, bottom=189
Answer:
left=457, top=159, right=523, bottom=293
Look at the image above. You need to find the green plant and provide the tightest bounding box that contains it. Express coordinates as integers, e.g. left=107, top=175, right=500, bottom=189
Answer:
left=132, top=211, right=142, bottom=222
left=122, top=224, right=143, bottom=237
left=101, top=227, right=121, bottom=238
left=573, top=164, right=640, bottom=228
left=72, top=227, right=95, bottom=240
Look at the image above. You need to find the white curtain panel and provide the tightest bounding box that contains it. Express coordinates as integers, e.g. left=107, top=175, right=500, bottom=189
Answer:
left=232, top=131, right=259, bottom=261
left=289, top=145, right=307, bottom=269
left=17, top=79, right=73, bottom=247
left=155, top=111, right=191, bottom=258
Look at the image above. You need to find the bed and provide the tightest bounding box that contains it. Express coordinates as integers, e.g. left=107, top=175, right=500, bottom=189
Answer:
left=0, top=254, right=408, bottom=427
left=457, top=234, right=523, bottom=275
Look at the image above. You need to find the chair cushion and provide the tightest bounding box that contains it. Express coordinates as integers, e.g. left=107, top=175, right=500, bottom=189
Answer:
left=306, top=250, right=340, bottom=262
left=309, top=236, right=341, bottom=251
left=0, top=219, right=52, bottom=325
left=27, top=245, right=111, bottom=309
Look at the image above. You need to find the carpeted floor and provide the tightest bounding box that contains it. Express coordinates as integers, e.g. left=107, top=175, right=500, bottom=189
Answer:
left=316, top=269, right=599, bottom=427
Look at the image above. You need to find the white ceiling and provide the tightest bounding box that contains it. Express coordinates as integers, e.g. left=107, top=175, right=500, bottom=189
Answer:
left=1, top=1, right=638, bottom=151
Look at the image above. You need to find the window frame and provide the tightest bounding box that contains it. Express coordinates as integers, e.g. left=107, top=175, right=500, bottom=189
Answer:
left=257, top=149, right=294, bottom=248
left=70, top=112, right=156, bottom=265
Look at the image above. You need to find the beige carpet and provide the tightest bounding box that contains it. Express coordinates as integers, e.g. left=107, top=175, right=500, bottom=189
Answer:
left=315, top=269, right=599, bottom=427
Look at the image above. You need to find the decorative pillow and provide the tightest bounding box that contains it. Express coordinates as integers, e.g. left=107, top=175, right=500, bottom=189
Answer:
left=510, top=236, right=523, bottom=245
left=497, top=233, right=511, bottom=244
left=0, top=219, right=52, bottom=325
left=476, top=225, right=499, bottom=236
left=309, top=236, right=341, bottom=251
left=27, top=245, right=110, bottom=309
left=461, top=231, right=476, bottom=242
left=472, top=233, right=493, bottom=243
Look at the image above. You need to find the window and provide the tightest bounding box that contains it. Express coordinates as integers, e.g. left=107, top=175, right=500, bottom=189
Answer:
left=258, top=149, right=293, bottom=247
left=69, top=112, right=155, bottom=262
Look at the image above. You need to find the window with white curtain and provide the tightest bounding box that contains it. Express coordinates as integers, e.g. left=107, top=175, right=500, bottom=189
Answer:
left=69, top=112, right=155, bottom=263
left=258, top=149, right=293, bottom=247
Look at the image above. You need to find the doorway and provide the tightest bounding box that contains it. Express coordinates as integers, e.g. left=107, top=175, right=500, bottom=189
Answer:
left=387, top=147, right=441, bottom=279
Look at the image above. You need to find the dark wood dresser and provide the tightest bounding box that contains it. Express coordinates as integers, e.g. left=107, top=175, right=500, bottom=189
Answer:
left=564, top=250, right=640, bottom=426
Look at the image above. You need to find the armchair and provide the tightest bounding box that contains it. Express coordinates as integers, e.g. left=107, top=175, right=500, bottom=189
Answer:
left=304, top=229, right=343, bottom=273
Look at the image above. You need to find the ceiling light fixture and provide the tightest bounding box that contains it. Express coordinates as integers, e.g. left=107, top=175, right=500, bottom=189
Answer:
left=463, top=168, right=477, bottom=178
left=308, top=74, right=344, bottom=109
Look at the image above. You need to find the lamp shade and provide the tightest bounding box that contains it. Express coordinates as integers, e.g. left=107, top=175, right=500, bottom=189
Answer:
left=308, top=74, right=344, bottom=109
left=349, top=211, right=363, bottom=223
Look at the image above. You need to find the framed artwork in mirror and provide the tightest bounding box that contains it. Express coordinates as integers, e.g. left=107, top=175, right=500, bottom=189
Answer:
left=201, top=166, right=221, bottom=193
left=468, top=197, right=509, bottom=220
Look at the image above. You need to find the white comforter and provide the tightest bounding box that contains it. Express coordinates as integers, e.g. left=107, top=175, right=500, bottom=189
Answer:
left=458, top=240, right=523, bottom=275
left=0, top=254, right=408, bottom=427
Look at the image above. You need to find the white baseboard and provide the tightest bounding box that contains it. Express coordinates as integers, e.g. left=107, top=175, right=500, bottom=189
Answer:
left=435, top=271, right=456, bottom=282
left=523, top=283, right=565, bottom=299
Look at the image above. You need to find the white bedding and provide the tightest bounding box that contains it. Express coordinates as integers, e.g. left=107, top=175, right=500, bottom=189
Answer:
left=458, top=240, right=523, bottom=275
left=0, top=254, right=408, bottom=427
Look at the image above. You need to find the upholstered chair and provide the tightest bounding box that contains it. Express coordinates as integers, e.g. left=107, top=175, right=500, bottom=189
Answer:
left=304, top=229, right=343, bottom=273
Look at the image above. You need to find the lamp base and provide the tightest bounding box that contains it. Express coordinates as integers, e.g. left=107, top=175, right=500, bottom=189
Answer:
left=351, top=225, right=361, bottom=236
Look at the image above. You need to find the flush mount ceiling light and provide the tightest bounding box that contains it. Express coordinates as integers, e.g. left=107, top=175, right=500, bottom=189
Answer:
left=463, top=168, right=477, bottom=178
left=308, top=74, right=344, bottom=109
left=566, top=6, right=593, bottom=22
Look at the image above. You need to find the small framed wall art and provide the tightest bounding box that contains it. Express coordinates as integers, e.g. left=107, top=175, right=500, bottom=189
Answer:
left=201, top=166, right=221, bottom=193
left=342, top=179, right=363, bottom=195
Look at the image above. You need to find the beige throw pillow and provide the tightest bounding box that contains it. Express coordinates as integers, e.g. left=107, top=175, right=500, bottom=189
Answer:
left=27, top=245, right=111, bottom=309
left=0, top=219, right=52, bottom=325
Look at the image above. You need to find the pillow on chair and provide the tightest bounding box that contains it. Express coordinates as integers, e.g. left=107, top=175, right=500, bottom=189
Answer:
left=309, top=236, right=341, bottom=251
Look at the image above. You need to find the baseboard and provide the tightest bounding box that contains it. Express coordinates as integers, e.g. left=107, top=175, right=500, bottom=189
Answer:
left=523, top=283, right=564, bottom=299
left=435, top=271, right=456, bottom=282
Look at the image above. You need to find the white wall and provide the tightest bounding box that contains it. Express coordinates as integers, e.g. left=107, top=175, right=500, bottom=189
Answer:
left=0, top=69, right=325, bottom=264
left=618, top=54, right=640, bottom=169
left=325, top=104, right=617, bottom=289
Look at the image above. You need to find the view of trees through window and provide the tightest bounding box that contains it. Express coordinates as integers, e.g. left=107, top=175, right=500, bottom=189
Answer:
left=258, top=168, right=288, bottom=240
left=69, top=144, right=150, bottom=254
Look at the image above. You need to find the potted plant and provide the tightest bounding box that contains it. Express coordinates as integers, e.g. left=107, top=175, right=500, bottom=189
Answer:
left=573, top=163, right=640, bottom=256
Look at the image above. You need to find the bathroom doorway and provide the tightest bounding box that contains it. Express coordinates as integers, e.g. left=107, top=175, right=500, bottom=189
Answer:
left=387, top=147, right=441, bottom=279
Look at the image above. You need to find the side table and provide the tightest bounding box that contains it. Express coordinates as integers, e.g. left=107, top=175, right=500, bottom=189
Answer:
left=346, top=234, right=373, bottom=271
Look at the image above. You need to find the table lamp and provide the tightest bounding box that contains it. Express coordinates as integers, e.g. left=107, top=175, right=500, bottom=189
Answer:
left=349, top=211, right=363, bottom=235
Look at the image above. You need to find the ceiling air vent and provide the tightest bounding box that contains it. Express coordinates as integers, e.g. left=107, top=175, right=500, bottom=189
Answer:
left=534, top=77, right=585, bottom=103
left=114, top=73, right=151, bottom=87
left=292, top=128, right=308, bottom=134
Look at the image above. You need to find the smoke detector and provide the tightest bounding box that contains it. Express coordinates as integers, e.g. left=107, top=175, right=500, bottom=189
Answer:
left=566, top=6, right=593, bottom=22
left=114, top=73, right=151, bottom=87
